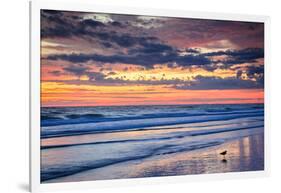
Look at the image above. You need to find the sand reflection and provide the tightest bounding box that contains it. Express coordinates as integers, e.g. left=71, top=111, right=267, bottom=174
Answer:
left=129, top=134, right=264, bottom=177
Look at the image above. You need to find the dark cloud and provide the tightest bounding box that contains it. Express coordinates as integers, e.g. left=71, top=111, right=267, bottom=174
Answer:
left=246, top=66, right=264, bottom=78
left=107, top=71, right=117, bottom=75
left=62, top=64, right=108, bottom=82
left=106, top=33, right=150, bottom=47
left=90, top=32, right=158, bottom=48
left=41, top=9, right=63, bottom=16
left=174, top=75, right=263, bottom=90
left=41, top=10, right=75, bottom=38
left=47, top=51, right=211, bottom=68
left=71, top=15, right=80, bottom=20
left=205, top=48, right=264, bottom=64
left=41, top=13, right=74, bottom=38
left=41, top=10, right=157, bottom=48
left=52, top=70, right=263, bottom=90
left=129, top=42, right=174, bottom=54
left=236, top=70, right=243, bottom=79
left=111, top=21, right=123, bottom=27
left=185, top=48, right=200, bottom=54
left=62, top=64, right=110, bottom=82
left=55, top=62, right=263, bottom=90
left=101, top=42, right=113, bottom=48
left=86, top=71, right=106, bottom=81
left=81, top=19, right=105, bottom=28
left=228, top=48, right=264, bottom=61
left=245, top=65, right=264, bottom=84
left=42, top=22, right=159, bottom=48
left=47, top=46, right=263, bottom=70
left=49, top=70, right=62, bottom=76
left=63, top=64, right=90, bottom=77
left=41, top=26, right=72, bottom=38
left=199, top=64, right=218, bottom=72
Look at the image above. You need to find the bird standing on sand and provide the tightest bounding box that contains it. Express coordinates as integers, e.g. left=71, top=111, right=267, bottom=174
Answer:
left=220, top=150, right=227, bottom=161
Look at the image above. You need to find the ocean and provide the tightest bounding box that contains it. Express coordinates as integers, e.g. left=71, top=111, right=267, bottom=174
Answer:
left=40, top=104, right=264, bottom=183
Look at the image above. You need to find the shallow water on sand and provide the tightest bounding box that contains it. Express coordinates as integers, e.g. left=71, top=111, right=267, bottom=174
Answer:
left=41, top=104, right=264, bottom=183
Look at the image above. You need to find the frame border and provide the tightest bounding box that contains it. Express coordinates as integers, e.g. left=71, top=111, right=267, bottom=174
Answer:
left=30, top=0, right=271, bottom=192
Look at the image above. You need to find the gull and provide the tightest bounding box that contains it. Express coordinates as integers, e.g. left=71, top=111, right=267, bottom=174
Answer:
left=220, top=150, right=227, bottom=162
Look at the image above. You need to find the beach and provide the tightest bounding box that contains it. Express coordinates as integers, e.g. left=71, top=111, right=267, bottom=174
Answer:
left=44, top=133, right=264, bottom=183
left=41, top=104, right=264, bottom=183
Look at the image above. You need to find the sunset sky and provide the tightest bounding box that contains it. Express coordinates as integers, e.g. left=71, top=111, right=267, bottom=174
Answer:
left=41, top=10, right=264, bottom=107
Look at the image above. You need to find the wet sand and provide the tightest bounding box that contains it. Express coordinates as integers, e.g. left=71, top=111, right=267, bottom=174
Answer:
left=46, top=133, right=264, bottom=183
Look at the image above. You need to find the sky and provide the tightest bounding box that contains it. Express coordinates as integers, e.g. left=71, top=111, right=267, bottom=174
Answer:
left=41, top=10, right=264, bottom=107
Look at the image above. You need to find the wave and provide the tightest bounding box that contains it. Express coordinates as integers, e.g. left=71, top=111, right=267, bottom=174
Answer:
left=41, top=124, right=263, bottom=150
left=41, top=107, right=264, bottom=127
left=41, top=111, right=264, bottom=138
left=41, top=140, right=224, bottom=182
left=65, top=113, right=104, bottom=119
left=41, top=115, right=64, bottom=120
left=41, top=113, right=104, bottom=123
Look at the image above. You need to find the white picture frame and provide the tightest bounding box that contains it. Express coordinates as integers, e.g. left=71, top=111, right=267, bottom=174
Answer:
left=30, top=0, right=271, bottom=192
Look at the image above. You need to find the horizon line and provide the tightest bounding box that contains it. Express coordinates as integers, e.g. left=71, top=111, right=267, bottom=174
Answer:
left=41, top=102, right=264, bottom=108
